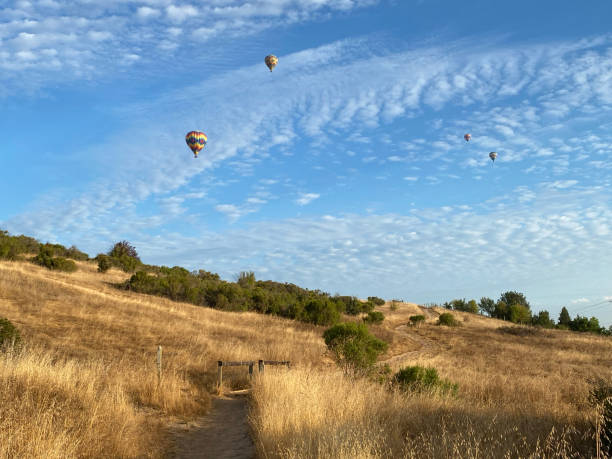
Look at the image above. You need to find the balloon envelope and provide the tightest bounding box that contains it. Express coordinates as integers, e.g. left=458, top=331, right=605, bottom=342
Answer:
left=464, top=133, right=471, bottom=141
left=265, top=55, right=278, bottom=72
left=489, top=151, right=497, bottom=162
left=185, top=131, right=207, bottom=158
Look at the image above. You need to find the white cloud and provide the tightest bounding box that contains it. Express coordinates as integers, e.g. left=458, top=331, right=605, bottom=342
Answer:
left=166, top=4, right=198, bottom=23
left=295, top=193, right=320, bottom=206
left=137, top=6, right=161, bottom=19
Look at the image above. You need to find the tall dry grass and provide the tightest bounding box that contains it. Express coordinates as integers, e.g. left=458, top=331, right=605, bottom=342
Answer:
left=250, top=302, right=612, bottom=458
left=0, top=260, right=328, bottom=457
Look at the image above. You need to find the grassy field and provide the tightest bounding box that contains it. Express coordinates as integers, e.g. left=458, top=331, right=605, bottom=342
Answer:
left=0, top=259, right=326, bottom=458
left=1, top=258, right=611, bottom=457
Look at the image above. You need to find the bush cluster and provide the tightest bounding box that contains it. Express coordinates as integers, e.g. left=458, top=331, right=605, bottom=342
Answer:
left=323, top=322, right=388, bottom=373
left=437, top=312, right=459, bottom=327
left=393, top=365, right=458, bottom=395
left=0, top=230, right=88, bottom=263
left=363, top=311, right=385, bottom=325
left=409, top=315, right=426, bottom=326
left=0, top=317, right=22, bottom=350
left=31, top=246, right=78, bottom=272
left=125, top=267, right=374, bottom=326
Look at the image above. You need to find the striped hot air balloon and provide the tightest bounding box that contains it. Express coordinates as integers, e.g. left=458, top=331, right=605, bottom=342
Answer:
left=185, top=131, right=207, bottom=158
left=489, top=151, right=498, bottom=162
left=265, top=55, right=278, bottom=72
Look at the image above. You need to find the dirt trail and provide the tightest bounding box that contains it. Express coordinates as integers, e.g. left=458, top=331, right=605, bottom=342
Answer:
left=382, top=323, right=441, bottom=367
left=170, top=394, right=255, bottom=459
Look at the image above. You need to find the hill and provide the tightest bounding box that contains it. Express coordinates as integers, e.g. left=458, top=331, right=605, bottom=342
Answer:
left=0, top=257, right=611, bottom=457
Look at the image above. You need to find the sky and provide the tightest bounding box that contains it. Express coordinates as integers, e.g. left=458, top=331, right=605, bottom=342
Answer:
left=1, top=0, right=611, bottom=325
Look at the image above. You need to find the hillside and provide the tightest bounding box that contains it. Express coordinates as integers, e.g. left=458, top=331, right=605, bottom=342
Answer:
left=1, top=258, right=611, bottom=457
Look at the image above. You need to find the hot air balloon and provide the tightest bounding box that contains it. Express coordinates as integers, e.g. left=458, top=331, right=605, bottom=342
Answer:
left=464, top=133, right=471, bottom=142
left=185, top=131, right=207, bottom=158
left=265, top=54, right=278, bottom=72
left=489, top=152, right=498, bottom=162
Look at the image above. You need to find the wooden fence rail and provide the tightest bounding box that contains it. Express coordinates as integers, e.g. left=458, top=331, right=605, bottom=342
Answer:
left=217, top=359, right=291, bottom=387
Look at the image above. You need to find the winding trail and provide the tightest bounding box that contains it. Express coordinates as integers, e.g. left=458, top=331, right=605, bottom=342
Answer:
left=381, top=307, right=442, bottom=367
left=170, top=394, right=255, bottom=459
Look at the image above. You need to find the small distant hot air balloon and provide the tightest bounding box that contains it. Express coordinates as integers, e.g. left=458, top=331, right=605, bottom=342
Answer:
left=185, top=131, right=207, bottom=158
left=265, top=54, right=278, bottom=72
left=464, top=133, right=471, bottom=142
left=489, top=151, right=498, bottom=162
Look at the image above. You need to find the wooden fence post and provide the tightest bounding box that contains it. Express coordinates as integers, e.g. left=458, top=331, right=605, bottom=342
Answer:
left=156, top=345, right=162, bottom=385
left=249, top=362, right=254, bottom=379
left=217, top=361, right=223, bottom=388
left=258, top=359, right=264, bottom=373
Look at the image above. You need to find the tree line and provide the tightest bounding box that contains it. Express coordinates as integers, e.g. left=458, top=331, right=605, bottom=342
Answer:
left=441, top=291, right=611, bottom=336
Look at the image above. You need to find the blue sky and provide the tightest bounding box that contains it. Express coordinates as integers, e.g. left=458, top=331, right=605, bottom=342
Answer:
left=1, top=0, right=612, bottom=325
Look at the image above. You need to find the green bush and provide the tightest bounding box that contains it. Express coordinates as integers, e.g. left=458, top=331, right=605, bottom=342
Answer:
left=409, top=315, right=426, bottom=326
left=368, top=296, right=386, bottom=306
left=32, top=246, right=77, bottom=272
left=323, top=322, right=388, bottom=373
left=96, top=254, right=112, bottom=273
left=393, top=365, right=458, bottom=395
left=438, top=312, right=459, bottom=327
left=0, top=317, right=22, bottom=350
left=363, top=311, right=385, bottom=325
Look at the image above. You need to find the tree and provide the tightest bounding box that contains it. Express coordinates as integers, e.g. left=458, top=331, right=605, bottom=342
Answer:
left=493, top=301, right=509, bottom=321
left=558, top=307, right=571, bottom=327
left=479, top=297, right=495, bottom=316
left=466, top=299, right=479, bottom=314
left=237, top=271, right=256, bottom=289
left=108, top=241, right=140, bottom=261
left=509, top=304, right=532, bottom=324
left=499, top=291, right=530, bottom=310
left=323, top=322, right=388, bottom=373
left=532, top=310, right=555, bottom=328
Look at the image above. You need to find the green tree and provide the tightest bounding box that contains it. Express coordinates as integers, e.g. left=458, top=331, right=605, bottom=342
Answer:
left=532, top=310, right=555, bottom=328
left=493, top=301, right=509, bottom=321
left=323, top=322, right=388, bottom=373
left=499, top=291, right=530, bottom=310
left=509, top=304, right=532, bottom=324
left=558, top=307, right=571, bottom=327
left=237, top=271, right=256, bottom=289
left=479, top=297, right=496, bottom=316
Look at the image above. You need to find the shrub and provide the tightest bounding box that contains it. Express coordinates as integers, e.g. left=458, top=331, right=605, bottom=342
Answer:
left=409, top=315, right=426, bottom=326
left=363, top=311, right=385, bottom=325
left=96, top=254, right=112, bottom=273
left=368, top=296, right=386, bottom=306
left=0, top=317, right=21, bottom=350
left=323, top=322, right=388, bottom=373
left=437, top=312, right=459, bottom=327
left=393, top=365, right=458, bottom=395
left=32, top=246, right=77, bottom=272
left=498, top=326, right=542, bottom=337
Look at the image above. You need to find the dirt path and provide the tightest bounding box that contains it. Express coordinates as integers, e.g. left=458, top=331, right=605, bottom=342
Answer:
left=170, top=394, right=255, bottom=459
left=382, top=323, right=441, bottom=367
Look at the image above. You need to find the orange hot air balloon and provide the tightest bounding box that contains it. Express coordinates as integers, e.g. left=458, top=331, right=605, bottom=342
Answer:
left=185, top=131, right=207, bottom=158
left=464, top=133, right=471, bottom=142
left=489, top=151, right=498, bottom=162
left=265, top=54, right=278, bottom=72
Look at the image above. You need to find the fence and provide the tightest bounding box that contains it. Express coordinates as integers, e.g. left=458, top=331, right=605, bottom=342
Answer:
left=217, top=359, right=290, bottom=387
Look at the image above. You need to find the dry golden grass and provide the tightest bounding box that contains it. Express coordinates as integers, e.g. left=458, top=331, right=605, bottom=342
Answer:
left=250, top=302, right=612, bottom=458
left=0, top=259, right=328, bottom=457
left=2, top=260, right=611, bottom=458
